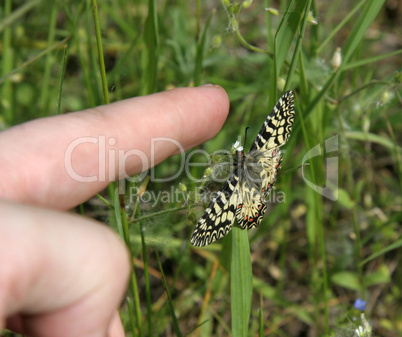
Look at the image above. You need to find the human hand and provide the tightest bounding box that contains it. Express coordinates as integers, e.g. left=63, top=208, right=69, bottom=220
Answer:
left=0, top=85, right=229, bottom=337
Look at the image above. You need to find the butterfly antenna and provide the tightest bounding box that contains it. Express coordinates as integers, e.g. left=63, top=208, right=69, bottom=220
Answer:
left=243, top=126, right=250, bottom=150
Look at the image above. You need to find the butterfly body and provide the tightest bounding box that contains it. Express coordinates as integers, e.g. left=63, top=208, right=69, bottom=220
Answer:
left=235, top=146, right=282, bottom=229
left=191, top=91, right=295, bottom=247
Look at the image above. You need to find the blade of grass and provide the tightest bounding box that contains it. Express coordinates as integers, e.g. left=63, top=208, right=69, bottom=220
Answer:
left=259, top=292, right=264, bottom=337
left=342, top=49, right=402, bottom=71
left=62, top=0, right=97, bottom=107
left=274, top=0, right=306, bottom=73
left=90, top=0, right=118, bottom=252
left=342, top=0, right=386, bottom=65
left=39, top=0, right=58, bottom=115
left=126, top=297, right=137, bottom=337
left=85, top=0, right=102, bottom=105
left=360, top=239, right=402, bottom=266
left=316, top=0, right=366, bottom=54
left=132, top=178, right=153, bottom=337
left=309, top=0, right=318, bottom=56
left=264, top=0, right=274, bottom=52
left=91, top=0, right=110, bottom=105
left=194, top=11, right=214, bottom=86
left=106, top=39, right=140, bottom=84
left=139, top=222, right=152, bottom=336
left=130, top=206, right=187, bottom=224
left=194, top=258, right=219, bottom=337
left=296, top=92, right=329, bottom=333
left=113, top=184, right=124, bottom=237
left=231, top=226, right=252, bottom=337
left=337, top=80, right=390, bottom=103
left=345, top=131, right=402, bottom=153
left=141, top=0, right=159, bottom=95
left=298, top=51, right=309, bottom=105
left=0, top=0, right=42, bottom=34
left=334, top=101, right=367, bottom=300
left=284, top=0, right=311, bottom=92
left=0, top=36, right=70, bottom=86
left=156, top=251, right=183, bottom=337
left=271, top=0, right=305, bottom=101
left=195, top=0, right=201, bottom=39
left=56, top=44, right=68, bottom=115
left=295, top=0, right=386, bottom=134
left=114, top=183, right=143, bottom=337
left=1, top=0, right=13, bottom=124
left=382, top=105, right=402, bottom=195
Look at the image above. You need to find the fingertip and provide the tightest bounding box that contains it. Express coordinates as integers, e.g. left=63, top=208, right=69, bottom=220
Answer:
left=179, top=84, right=230, bottom=148
left=196, top=83, right=230, bottom=112
left=194, top=83, right=230, bottom=128
left=149, top=85, right=230, bottom=150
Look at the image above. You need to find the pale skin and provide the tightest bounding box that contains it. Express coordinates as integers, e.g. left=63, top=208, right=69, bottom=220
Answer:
left=0, top=85, right=230, bottom=337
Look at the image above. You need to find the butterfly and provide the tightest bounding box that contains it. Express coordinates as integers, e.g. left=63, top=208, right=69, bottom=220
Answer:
left=191, top=91, right=295, bottom=247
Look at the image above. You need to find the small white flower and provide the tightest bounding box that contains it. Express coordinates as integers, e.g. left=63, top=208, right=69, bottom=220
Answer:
left=355, top=326, right=366, bottom=336
left=354, top=314, right=372, bottom=336
left=361, top=313, right=372, bottom=335
left=232, top=141, right=244, bottom=152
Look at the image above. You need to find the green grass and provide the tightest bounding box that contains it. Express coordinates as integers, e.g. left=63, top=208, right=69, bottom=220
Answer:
left=1, top=0, right=402, bottom=336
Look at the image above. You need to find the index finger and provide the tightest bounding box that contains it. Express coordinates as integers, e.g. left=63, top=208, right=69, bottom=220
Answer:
left=0, top=85, right=229, bottom=209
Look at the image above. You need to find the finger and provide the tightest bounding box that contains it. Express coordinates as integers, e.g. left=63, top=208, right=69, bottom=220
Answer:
left=108, top=311, right=126, bottom=337
left=0, top=200, right=130, bottom=337
left=0, top=85, right=229, bottom=210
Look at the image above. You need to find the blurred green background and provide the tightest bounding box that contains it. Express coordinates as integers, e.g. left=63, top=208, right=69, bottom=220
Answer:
left=1, top=0, right=401, bottom=336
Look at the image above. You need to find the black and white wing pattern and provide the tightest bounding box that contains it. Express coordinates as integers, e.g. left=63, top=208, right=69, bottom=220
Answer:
left=191, top=91, right=295, bottom=247
left=236, top=91, right=294, bottom=229
left=191, top=174, right=240, bottom=247
left=250, top=90, right=295, bottom=152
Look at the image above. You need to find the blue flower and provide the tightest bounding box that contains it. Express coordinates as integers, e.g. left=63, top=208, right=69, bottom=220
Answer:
left=354, top=298, right=366, bottom=311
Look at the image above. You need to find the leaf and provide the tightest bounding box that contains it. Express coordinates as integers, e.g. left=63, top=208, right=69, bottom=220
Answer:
left=365, top=264, right=391, bottom=286
left=231, top=226, right=253, bottom=337
left=337, top=188, right=355, bottom=209
left=361, top=239, right=402, bottom=266
left=274, top=0, right=306, bottom=75
left=331, top=271, right=360, bottom=290
left=345, top=131, right=402, bottom=153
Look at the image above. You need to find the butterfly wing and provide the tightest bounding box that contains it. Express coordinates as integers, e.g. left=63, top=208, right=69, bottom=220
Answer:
left=236, top=91, right=295, bottom=229
left=191, top=174, right=240, bottom=247
left=236, top=148, right=283, bottom=229
left=235, top=182, right=267, bottom=229
left=250, top=90, right=295, bottom=152
left=192, top=91, right=295, bottom=245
